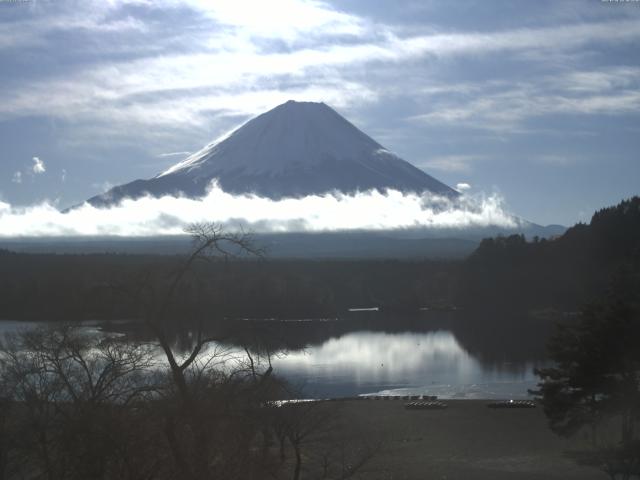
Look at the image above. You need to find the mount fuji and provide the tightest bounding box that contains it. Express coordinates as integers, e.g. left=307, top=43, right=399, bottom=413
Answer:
left=86, top=100, right=456, bottom=207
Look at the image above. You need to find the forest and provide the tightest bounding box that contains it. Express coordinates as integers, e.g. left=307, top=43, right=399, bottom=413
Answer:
left=0, top=253, right=458, bottom=322
left=459, top=196, right=640, bottom=312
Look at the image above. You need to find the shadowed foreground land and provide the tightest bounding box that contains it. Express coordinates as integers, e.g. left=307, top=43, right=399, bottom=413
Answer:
left=317, top=400, right=605, bottom=480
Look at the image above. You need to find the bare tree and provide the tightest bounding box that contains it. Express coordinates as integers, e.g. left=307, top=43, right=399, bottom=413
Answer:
left=266, top=398, right=382, bottom=480
left=109, top=222, right=278, bottom=479
left=0, top=324, right=157, bottom=480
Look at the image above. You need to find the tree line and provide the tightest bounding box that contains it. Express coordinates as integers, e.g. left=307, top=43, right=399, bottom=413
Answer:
left=457, top=196, right=640, bottom=312
left=0, top=252, right=457, bottom=322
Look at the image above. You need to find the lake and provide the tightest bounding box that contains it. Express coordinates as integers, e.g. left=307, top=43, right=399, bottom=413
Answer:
left=0, top=312, right=551, bottom=400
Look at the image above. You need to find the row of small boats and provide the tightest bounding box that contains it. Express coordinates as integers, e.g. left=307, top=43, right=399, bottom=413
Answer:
left=403, top=399, right=537, bottom=410
left=360, top=395, right=439, bottom=401
left=405, top=401, right=448, bottom=410
left=487, top=400, right=536, bottom=409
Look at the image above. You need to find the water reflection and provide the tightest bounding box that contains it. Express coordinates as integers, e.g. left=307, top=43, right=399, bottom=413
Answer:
left=0, top=316, right=547, bottom=400
left=267, top=330, right=542, bottom=399
left=0, top=321, right=48, bottom=335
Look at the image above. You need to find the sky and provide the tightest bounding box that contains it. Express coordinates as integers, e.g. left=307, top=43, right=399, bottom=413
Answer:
left=0, top=0, right=639, bottom=228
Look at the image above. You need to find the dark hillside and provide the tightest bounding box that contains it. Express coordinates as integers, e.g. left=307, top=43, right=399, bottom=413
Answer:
left=457, top=196, right=640, bottom=311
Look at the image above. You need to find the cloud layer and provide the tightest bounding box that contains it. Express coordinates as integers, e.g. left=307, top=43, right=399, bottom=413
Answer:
left=0, top=185, right=517, bottom=237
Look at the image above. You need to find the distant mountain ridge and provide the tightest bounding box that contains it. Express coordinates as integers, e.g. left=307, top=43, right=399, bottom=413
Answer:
left=86, top=100, right=456, bottom=207
left=0, top=222, right=566, bottom=259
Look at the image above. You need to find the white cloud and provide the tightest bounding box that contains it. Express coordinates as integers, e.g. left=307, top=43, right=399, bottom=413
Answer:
left=419, top=155, right=483, bottom=173
left=97, top=0, right=365, bottom=41
left=91, top=181, right=114, bottom=192
left=0, top=184, right=517, bottom=237
left=411, top=68, right=640, bottom=131
left=182, top=0, right=366, bottom=40
left=560, top=67, right=640, bottom=93
left=398, top=19, right=640, bottom=58
left=456, top=183, right=471, bottom=192
left=2, top=77, right=378, bottom=137
left=11, top=157, right=46, bottom=182
left=2, top=7, right=639, bottom=137
left=32, top=157, right=46, bottom=174
left=0, top=3, right=149, bottom=52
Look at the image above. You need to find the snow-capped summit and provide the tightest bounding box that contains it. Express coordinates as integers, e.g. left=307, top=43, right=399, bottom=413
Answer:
left=159, top=100, right=403, bottom=178
left=86, top=101, right=456, bottom=206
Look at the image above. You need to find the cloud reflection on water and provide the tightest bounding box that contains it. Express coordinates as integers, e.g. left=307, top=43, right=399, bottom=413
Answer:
left=268, top=330, right=540, bottom=399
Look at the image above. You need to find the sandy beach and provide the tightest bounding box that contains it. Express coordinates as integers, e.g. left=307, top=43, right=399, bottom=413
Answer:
left=320, top=399, right=607, bottom=480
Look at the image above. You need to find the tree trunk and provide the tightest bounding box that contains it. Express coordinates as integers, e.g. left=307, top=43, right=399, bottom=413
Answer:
left=279, top=435, right=286, bottom=464
left=293, top=442, right=302, bottom=480
left=164, top=415, right=194, bottom=480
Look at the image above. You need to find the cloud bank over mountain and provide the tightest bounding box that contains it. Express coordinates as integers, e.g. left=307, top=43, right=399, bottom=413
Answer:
left=0, top=184, right=516, bottom=238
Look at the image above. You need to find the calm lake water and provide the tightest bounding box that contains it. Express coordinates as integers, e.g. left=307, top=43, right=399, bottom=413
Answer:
left=269, top=329, right=542, bottom=399
left=0, top=313, right=550, bottom=400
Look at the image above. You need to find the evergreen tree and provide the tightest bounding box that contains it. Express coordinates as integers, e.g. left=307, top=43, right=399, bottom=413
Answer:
left=533, top=274, right=640, bottom=479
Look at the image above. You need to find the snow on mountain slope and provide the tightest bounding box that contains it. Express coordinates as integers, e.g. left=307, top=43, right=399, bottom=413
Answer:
left=86, top=101, right=456, bottom=207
